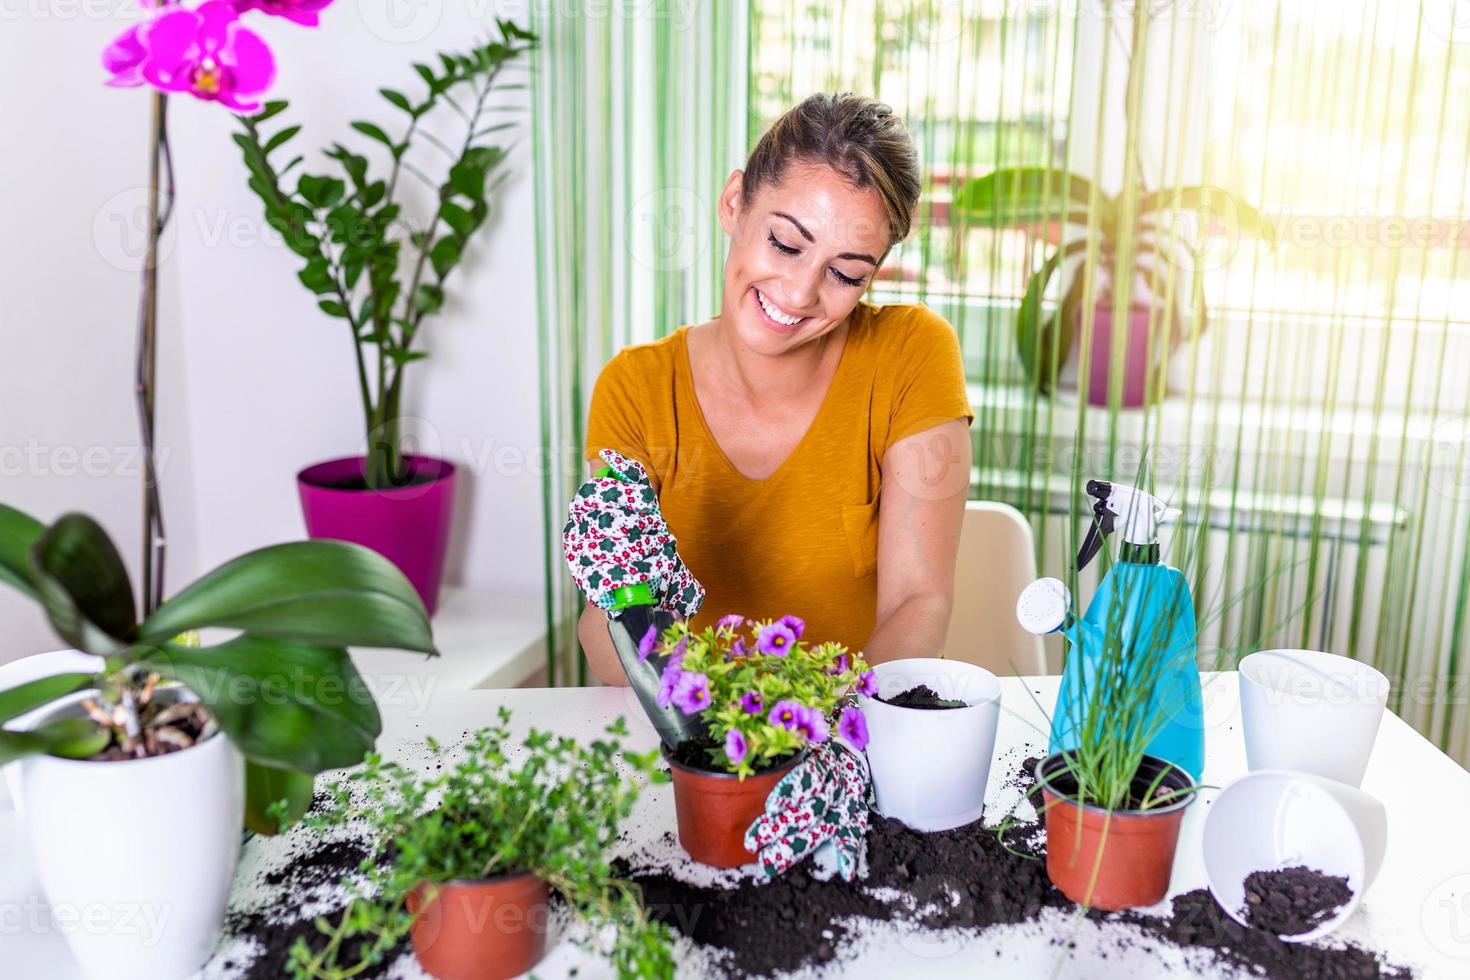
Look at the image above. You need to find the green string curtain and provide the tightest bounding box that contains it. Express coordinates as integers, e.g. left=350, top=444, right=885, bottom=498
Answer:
left=531, top=1, right=747, bottom=685
left=746, top=0, right=1470, bottom=763
left=535, top=0, right=1470, bottom=767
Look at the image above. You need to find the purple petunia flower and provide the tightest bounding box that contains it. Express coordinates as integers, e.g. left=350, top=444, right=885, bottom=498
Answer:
left=230, top=0, right=335, bottom=26
left=671, top=672, right=712, bottom=716
left=724, top=728, right=748, bottom=765
left=637, top=624, right=658, bottom=662
left=779, top=614, right=805, bottom=639
left=795, top=706, right=829, bottom=744
left=731, top=637, right=748, bottom=658
left=669, top=634, right=688, bottom=663
left=104, top=2, right=277, bottom=112
left=826, top=653, right=851, bottom=676
left=837, top=706, right=869, bottom=750
left=756, top=622, right=797, bottom=657
left=656, top=661, right=685, bottom=709
left=716, top=613, right=745, bottom=631
left=740, top=691, right=764, bottom=715
left=856, top=670, right=878, bottom=699
left=768, top=699, right=803, bottom=730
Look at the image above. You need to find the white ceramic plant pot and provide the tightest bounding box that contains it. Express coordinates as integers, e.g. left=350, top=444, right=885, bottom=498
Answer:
left=1202, top=770, right=1387, bottom=942
left=17, top=696, right=244, bottom=980
left=858, top=658, right=1002, bottom=832
left=1239, top=649, right=1390, bottom=787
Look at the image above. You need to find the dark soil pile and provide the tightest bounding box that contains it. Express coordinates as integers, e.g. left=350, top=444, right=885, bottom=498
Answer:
left=1242, top=865, right=1354, bottom=936
left=879, top=684, right=968, bottom=710
left=222, top=837, right=405, bottom=980
left=1116, top=888, right=1413, bottom=980
left=623, top=755, right=1062, bottom=976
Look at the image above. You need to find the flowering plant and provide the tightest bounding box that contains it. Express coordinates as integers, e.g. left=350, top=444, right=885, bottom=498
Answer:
left=652, top=614, right=875, bottom=778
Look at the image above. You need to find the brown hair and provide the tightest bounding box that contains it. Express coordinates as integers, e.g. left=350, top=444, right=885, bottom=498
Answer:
left=742, top=93, right=921, bottom=249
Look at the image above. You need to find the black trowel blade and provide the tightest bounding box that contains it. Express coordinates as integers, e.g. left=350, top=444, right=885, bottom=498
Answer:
left=607, top=604, right=709, bottom=751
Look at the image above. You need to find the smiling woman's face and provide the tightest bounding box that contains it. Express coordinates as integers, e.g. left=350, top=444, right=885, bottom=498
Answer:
left=717, top=159, right=894, bottom=357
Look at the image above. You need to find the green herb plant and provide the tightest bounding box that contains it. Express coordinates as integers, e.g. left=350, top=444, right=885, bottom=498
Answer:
left=288, top=709, right=673, bottom=980
left=232, top=20, right=537, bottom=490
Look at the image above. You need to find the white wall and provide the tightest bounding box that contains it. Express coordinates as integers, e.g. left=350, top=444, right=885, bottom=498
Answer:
left=0, top=1, right=547, bottom=663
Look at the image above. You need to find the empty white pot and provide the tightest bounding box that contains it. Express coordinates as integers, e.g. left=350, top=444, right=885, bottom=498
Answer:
left=1239, top=649, right=1389, bottom=787
left=1202, top=770, right=1387, bottom=943
left=858, top=658, right=1002, bottom=831
left=18, top=695, right=244, bottom=980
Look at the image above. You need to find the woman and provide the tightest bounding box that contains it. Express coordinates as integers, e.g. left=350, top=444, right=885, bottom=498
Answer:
left=579, top=93, right=974, bottom=685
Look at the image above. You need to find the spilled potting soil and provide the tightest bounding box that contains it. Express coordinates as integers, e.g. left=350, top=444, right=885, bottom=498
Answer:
left=210, top=755, right=1414, bottom=979
left=879, top=683, right=968, bottom=709
left=1242, top=864, right=1356, bottom=936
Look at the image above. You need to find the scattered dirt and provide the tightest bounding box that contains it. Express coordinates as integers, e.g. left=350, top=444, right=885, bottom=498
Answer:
left=1242, top=865, right=1355, bottom=937
left=879, top=684, right=968, bottom=710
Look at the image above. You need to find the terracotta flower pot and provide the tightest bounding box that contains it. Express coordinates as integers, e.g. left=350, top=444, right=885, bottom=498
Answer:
left=406, top=872, right=551, bottom=980
left=664, top=746, right=805, bottom=868
left=1037, top=752, right=1196, bottom=911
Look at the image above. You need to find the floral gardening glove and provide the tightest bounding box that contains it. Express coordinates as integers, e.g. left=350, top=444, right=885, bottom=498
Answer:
left=562, top=449, right=705, bottom=619
left=744, top=738, right=872, bottom=882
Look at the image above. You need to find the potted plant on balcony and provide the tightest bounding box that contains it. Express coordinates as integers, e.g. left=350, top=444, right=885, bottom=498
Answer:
left=0, top=504, right=436, bottom=980
left=286, top=709, right=673, bottom=980
left=232, top=20, right=538, bottom=614
left=652, top=614, right=871, bottom=868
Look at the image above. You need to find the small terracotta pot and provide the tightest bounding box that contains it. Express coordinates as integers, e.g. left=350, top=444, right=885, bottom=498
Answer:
left=1037, top=752, right=1196, bottom=911
left=664, top=746, right=805, bottom=868
left=406, top=872, right=551, bottom=980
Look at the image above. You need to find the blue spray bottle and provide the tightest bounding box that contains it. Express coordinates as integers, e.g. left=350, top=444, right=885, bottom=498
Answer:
left=1015, top=481, right=1205, bottom=780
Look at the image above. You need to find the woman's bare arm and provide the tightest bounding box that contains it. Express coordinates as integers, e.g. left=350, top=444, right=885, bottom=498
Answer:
left=862, top=419, right=973, bottom=665
left=578, top=599, right=630, bottom=686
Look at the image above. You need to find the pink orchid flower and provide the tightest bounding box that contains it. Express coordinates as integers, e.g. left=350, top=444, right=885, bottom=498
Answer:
left=230, top=0, right=335, bottom=27
left=103, top=1, right=276, bottom=113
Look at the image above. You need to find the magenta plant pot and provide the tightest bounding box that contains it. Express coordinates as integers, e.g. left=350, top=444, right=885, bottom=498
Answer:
left=297, top=454, right=456, bottom=616
left=1085, top=303, right=1156, bottom=409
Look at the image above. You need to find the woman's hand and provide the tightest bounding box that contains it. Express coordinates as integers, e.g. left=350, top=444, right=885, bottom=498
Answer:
left=864, top=418, right=973, bottom=664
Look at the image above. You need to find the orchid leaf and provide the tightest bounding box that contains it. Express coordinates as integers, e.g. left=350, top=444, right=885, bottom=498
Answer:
left=140, top=638, right=382, bottom=773
left=0, top=672, right=95, bottom=724
left=0, top=717, right=110, bottom=766
left=953, top=167, right=1110, bottom=231
left=29, top=514, right=137, bottom=655
left=137, top=540, right=434, bottom=653
left=0, top=503, right=44, bottom=600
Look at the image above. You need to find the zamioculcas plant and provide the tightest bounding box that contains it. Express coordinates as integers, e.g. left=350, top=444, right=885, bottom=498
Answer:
left=952, top=167, right=1275, bottom=395
left=0, top=502, right=435, bottom=782
left=231, top=21, right=537, bottom=490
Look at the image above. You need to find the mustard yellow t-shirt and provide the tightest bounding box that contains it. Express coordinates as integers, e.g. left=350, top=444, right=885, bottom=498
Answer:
left=584, top=301, right=974, bottom=653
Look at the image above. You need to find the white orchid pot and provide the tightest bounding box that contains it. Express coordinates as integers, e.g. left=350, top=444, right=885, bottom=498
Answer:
left=857, top=658, right=1003, bottom=831
left=16, top=696, right=244, bottom=980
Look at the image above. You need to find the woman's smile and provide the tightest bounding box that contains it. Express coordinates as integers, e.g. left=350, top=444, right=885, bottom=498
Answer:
left=751, top=286, right=811, bottom=334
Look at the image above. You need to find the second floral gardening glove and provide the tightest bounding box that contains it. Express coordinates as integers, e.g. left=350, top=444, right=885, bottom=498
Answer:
left=744, top=736, right=872, bottom=882
left=562, top=449, right=705, bottom=620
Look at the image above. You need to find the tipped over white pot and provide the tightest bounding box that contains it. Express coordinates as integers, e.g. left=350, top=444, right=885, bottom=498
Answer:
left=857, top=658, right=1002, bottom=831
left=16, top=695, right=243, bottom=980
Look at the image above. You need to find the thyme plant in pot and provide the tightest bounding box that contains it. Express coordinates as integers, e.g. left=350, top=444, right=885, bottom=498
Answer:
left=0, top=505, right=435, bottom=980
left=288, top=709, right=673, bottom=980
left=651, top=614, right=871, bottom=868
left=232, top=21, right=538, bottom=614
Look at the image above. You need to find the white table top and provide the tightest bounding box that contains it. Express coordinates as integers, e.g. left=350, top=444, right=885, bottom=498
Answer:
left=5, top=672, right=1470, bottom=979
